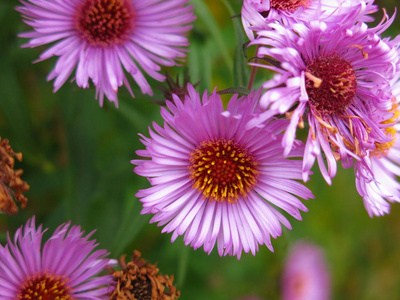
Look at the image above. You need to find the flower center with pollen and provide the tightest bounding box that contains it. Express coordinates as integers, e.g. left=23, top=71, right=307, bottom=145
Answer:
left=188, top=138, right=259, bottom=204
left=270, top=0, right=311, bottom=12
left=16, top=273, right=73, bottom=300
left=371, top=102, right=399, bottom=158
left=305, top=54, right=357, bottom=115
left=76, top=0, right=134, bottom=47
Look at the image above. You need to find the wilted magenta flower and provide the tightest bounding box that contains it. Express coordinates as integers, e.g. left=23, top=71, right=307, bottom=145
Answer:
left=282, top=241, right=330, bottom=300
left=249, top=15, right=399, bottom=184
left=132, top=85, right=314, bottom=258
left=241, top=0, right=377, bottom=40
left=355, top=83, right=400, bottom=217
left=17, top=0, right=195, bottom=107
left=0, top=217, right=113, bottom=299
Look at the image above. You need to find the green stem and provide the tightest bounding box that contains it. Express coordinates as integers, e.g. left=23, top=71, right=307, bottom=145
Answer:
left=176, top=244, right=190, bottom=288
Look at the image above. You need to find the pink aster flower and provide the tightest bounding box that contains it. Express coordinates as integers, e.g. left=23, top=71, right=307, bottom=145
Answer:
left=241, top=0, right=377, bottom=40
left=282, top=241, right=330, bottom=300
left=17, top=0, right=195, bottom=107
left=249, top=14, right=399, bottom=184
left=132, top=85, right=314, bottom=259
left=0, top=217, right=113, bottom=299
left=354, top=80, right=400, bottom=217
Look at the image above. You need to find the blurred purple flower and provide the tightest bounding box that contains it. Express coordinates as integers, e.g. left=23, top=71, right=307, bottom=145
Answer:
left=282, top=241, right=330, bottom=300
left=17, top=0, right=195, bottom=107
left=0, top=217, right=113, bottom=299
left=132, top=85, right=314, bottom=258
left=248, top=15, right=399, bottom=184
left=241, top=0, right=376, bottom=40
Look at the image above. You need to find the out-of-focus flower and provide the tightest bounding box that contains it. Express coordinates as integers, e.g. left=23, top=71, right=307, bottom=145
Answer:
left=17, top=0, right=195, bottom=107
left=241, top=0, right=376, bottom=40
left=282, top=241, right=330, bottom=300
left=0, top=217, right=112, bottom=299
left=132, top=85, right=313, bottom=258
left=249, top=15, right=399, bottom=184
left=0, top=137, right=29, bottom=214
left=354, top=80, right=400, bottom=217
left=109, top=250, right=179, bottom=300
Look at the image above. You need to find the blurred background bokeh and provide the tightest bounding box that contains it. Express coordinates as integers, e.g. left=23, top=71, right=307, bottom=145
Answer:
left=1, top=0, right=400, bottom=299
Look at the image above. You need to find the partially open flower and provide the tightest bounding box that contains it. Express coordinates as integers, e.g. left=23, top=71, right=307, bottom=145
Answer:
left=0, top=217, right=112, bottom=299
left=0, top=137, right=29, bottom=214
left=109, top=250, right=179, bottom=300
left=354, top=81, right=400, bottom=217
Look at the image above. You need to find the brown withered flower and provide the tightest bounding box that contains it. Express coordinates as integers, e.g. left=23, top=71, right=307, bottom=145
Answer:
left=156, top=70, right=200, bottom=105
left=109, top=250, right=180, bottom=300
left=0, top=137, right=29, bottom=214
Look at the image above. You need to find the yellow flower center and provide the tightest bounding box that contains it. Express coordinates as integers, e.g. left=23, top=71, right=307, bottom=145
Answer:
left=188, top=138, right=259, bottom=204
left=16, top=273, right=73, bottom=300
left=371, top=102, right=399, bottom=158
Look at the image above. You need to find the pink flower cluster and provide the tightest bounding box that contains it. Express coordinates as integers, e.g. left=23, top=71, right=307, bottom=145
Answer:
left=131, top=0, right=400, bottom=259
left=132, top=0, right=400, bottom=259
left=15, top=0, right=400, bottom=262
left=241, top=0, right=400, bottom=217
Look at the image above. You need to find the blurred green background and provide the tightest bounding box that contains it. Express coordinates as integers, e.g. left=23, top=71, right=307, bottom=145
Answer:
left=1, top=0, right=400, bottom=299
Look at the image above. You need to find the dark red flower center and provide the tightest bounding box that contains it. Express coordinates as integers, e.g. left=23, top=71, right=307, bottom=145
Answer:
left=76, top=0, right=134, bottom=47
left=270, top=0, right=311, bottom=12
left=188, top=138, right=259, bottom=203
left=305, top=54, right=357, bottom=115
left=16, top=273, right=73, bottom=300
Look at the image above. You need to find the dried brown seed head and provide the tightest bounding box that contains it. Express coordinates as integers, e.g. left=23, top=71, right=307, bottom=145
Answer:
left=109, top=250, right=180, bottom=300
left=0, top=137, right=29, bottom=214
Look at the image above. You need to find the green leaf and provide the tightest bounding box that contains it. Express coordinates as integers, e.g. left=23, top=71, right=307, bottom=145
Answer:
left=110, top=190, right=150, bottom=256
left=191, top=0, right=232, bottom=72
left=222, top=0, right=249, bottom=87
left=217, top=86, right=250, bottom=96
left=176, top=244, right=190, bottom=287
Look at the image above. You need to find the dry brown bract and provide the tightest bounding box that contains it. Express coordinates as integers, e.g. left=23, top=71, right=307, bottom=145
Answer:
left=0, top=138, right=29, bottom=214
left=109, top=250, right=180, bottom=300
left=156, top=70, right=200, bottom=106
